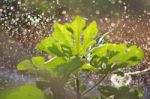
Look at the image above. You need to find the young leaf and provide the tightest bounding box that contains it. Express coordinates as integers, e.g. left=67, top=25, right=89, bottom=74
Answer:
left=36, top=16, right=99, bottom=57
left=80, top=21, right=98, bottom=54
left=70, top=16, right=86, bottom=55
left=53, top=22, right=73, bottom=47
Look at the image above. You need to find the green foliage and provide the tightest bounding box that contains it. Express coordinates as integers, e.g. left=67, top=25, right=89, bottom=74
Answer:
left=17, top=56, right=66, bottom=78
left=36, top=16, right=98, bottom=57
left=17, top=56, right=83, bottom=82
left=90, top=44, right=144, bottom=74
left=0, top=84, right=48, bottom=99
left=2, top=16, right=144, bottom=99
left=99, top=86, right=144, bottom=99
left=82, top=64, right=95, bottom=71
left=55, top=57, right=83, bottom=81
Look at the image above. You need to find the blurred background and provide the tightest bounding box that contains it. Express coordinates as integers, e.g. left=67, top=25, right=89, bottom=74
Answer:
left=0, top=0, right=150, bottom=98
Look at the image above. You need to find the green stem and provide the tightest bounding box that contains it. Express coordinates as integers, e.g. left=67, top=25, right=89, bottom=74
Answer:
left=83, top=71, right=92, bottom=83
left=81, top=75, right=107, bottom=97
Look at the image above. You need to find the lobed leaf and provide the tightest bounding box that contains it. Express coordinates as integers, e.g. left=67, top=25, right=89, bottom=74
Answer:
left=90, top=44, right=144, bottom=74
left=36, top=16, right=98, bottom=57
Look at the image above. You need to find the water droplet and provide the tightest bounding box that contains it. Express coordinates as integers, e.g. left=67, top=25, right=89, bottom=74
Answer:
left=62, top=10, right=67, bottom=15
left=95, top=10, right=100, bottom=15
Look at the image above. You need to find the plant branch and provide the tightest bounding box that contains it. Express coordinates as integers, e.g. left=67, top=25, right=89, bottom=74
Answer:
left=83, top=71, right=92, bottom=83
left=125, top=67, right=150, bottom=75
left=81, top=74, right=107, bottom=97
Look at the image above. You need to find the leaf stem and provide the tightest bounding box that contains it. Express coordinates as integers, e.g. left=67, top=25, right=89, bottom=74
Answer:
left=83, top=71, right=92, bottom=83
left=81, top=75, right=107, bottom=97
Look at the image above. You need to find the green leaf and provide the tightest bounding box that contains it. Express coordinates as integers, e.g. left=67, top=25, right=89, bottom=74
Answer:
left=71, top=16, right=86, bottom=34
left=17, top=60, right=33, bottom=71
left=53, top=22, right=73, bottom=47
left=36, top=37, right=55, bottom=55
left=17, top=56, right=67, bottom=78
left=99, top=86, right=144, bottom=99
left=92, top=44, right=144, bottom=68
left=17, top=56, right=46, bottom=71
left=96, top=32, right=110, bottom=44
left=55, top=57, right=83, bottom=81
left=82, top=64, right=95, bottom=71
left=0, top=84, right=48, bottom=99
left=36, top=16, right=99, bottom=57
left=45, top=57, right=66, bottom=73
left=80, top=21, right=98, bottom=54
left=48, top=43, right=65, bottom=57
left=32, top=56, right=45, bottom=68
left=17, top=56, right=83, bottom=81
left=90, top=44, right=144, bottom=74
left=71, top=16, right=86, bottom=55
left=32, top=57, right=66, bottom=79
left=83, top=21, right=98, bottom=44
